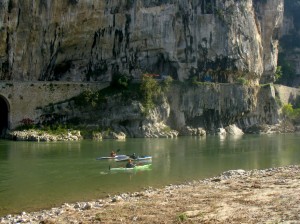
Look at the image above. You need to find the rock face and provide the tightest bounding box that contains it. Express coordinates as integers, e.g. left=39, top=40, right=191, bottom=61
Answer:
left=0, top=0, right=283, bottom=83
left=0, top=0, right=294, bottom=139
left=35, top=83, right=300, bottom=138
left=167, top=83, right=281, bottom=134
left=225, top=124, right=244, bottom=135
left=255, top=0, right=284, bottom=83
left=41, top=94, right=179, bottom=138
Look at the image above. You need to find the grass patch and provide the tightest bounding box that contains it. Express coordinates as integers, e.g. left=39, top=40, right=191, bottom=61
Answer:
left=177, top=213, right=188, bottom=222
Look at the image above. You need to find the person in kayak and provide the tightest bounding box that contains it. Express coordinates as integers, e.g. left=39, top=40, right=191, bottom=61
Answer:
left=110, top=151, right=116, bottom=157
left=130, top=153, right=137, bottom=159
left=126, top=159, right=136, bottom=168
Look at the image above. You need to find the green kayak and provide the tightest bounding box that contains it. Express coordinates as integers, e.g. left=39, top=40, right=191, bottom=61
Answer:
left=109, top=164, right=152, bottom=171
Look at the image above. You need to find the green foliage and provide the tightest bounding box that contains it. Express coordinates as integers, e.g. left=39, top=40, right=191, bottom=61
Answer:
left=103, top=127, right=112, bottom=135
left=74, top=89, right=100, bottom=108
left=282, top=104, right=300, bottom=124
left=236, top=77, right=248, bottom=85
left=259, top=83, right=272, bottom=88
left=15, top=121, right=71, bottom=135
left=191, top=75, right=199, bottom=85
left=39, top=73, right=173, bottom=133
left=111, top=73, right=133, bottom=89
left=140, top=74, right=161, bottom=112
left=162, top=126, right=172, bottom=133
left=282, top=103, right=294, bottom=118
left=40, top=124, right=70, bottom=135
left=73, top=80, right=141, bottom=110
left=161, top=76, right=173, bottom=92
left=177, top=213, right=188, bottom=222
left=275, top=66, right=283, bottom=82
left=139, top=74, right=174, bottom=114
left=80, top=129, right=100, bottom=139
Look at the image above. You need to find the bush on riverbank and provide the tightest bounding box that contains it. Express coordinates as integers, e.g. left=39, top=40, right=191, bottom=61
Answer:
left=282, top=103, right=300, bottom=124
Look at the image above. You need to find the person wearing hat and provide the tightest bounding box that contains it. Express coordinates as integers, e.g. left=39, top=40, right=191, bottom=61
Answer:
left=126, top=159, right=135, bottom=168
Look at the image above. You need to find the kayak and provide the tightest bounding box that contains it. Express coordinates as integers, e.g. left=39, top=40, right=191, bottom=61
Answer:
left=96, top=155, right=129, bottom=160
left=115, top=156, right=152, bottom=162
left=109, top=164, right=152, bottom=171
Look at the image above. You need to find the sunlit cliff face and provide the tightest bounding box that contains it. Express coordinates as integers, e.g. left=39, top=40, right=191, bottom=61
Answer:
left=0, top=0, right=283, bottom=84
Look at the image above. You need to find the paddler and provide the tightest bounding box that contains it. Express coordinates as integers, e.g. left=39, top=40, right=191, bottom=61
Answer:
left=130, top=153, right=137, bottom=159
left=110, top=151, right=116, bottom=157
left=126, top=159, right=135, bottom=168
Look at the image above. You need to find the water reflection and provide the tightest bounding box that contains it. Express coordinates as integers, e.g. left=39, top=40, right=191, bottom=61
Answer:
left=0, top=134, right=300, bottom=216
left=0, top=141, right=9, bottom=160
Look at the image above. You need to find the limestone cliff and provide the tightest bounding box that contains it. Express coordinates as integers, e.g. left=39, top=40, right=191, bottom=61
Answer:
left=0, top=0, right=283, bottom=83
left=1, top=0, right=295, bottom=139
left=35, top=82, right=300, bottom=138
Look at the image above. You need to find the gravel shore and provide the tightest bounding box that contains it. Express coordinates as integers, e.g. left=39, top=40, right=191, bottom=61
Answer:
left=1, top=165, right=300, bottom=224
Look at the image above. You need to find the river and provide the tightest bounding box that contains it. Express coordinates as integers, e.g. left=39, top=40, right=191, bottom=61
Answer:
left=0, top=133, right=300, bottom=216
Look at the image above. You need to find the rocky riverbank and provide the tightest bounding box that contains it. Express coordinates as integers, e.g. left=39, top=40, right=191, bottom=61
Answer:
left=7, top=130, right=82, bottom=142
left=1, top=165, right=299, bottom=223
left=7, top=121, right=297, bottom=142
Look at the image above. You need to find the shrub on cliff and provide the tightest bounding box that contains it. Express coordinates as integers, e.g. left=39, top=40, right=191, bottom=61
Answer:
left=140, top=74, right=160, bottom=112
left=236, top=77, right=249, bottom=85
left=282, top=103, right=300, bottom=124
left=111, top=73, right=133, bottom=89
left=74, top=89, right=100, bottom=108
left=140, top=74, right=173, bottom=113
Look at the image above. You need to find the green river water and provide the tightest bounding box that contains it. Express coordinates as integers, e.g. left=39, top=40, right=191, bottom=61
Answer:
left=0, top=133, right=300, bottom=216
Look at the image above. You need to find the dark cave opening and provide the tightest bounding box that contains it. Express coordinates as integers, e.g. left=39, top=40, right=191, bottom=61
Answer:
left=0, top=96, right=9, bottom=137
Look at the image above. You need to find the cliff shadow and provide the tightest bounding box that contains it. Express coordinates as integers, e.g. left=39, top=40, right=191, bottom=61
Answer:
left=288, top=92, right=300, bottom=108
left=0, top=96, right=9, bottom=137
